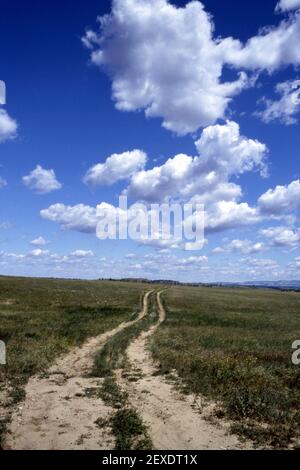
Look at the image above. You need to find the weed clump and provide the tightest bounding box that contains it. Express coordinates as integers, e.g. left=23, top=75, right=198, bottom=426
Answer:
left=111, top=408, right=152, bottom=450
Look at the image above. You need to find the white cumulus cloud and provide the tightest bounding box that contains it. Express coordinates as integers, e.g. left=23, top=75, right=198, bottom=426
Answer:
left=222, top=12, right=300, bottom=72
left=70, top=250, right=94, bottom=258
left=276, top=0, right=300, bottom=11
left=82, top=0, right=251, bottom=134
left=30, top=236, right=49, bottom=246
left=213, top=239, right=265, bottom=255
left=0, top=109, right=17, bottom=143
left=256, top=79, right=300, bottom=125
left=23, top=165, right=62, bottom=194
left=41, top=121, right=271, bottom=238
left=84, top=150, right=147, bottom=186
left=258, top=180, right=300, bottom=215
left=126, top=121, right=267, bottom=202
left=260, top=226, right=300, bottom=248
left=83, top=0, right=300, bottom=134
left=205, top=201, right=262, bottom=234
left=28, top=249, right=50, bottom=258
left=40, top=203, right=98, bottom=233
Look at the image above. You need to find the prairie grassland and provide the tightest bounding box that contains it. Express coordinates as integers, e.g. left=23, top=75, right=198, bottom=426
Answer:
left=0, top=276, right=147, bottom=384
left=0, top=275, right=147, bottom=444
left=150, top=286, right=300, bottom=448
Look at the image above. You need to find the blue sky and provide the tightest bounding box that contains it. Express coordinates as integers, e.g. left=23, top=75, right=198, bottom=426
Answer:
left=1, top=0, right=300, bottom=282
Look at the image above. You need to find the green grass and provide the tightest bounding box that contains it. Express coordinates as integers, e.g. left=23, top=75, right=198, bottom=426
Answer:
left=150, top=286, right=300, bottom=448
left=0, top=275, right=147, bottom=446
left=0, top=276, right=146, bottom=384
left=98, top=376, right=128, bottom=409
left=111, top=408, right=152, bottom=450
left=4, top=276, right=297, bottom=449
left=95, top=373, right=152, bottom=449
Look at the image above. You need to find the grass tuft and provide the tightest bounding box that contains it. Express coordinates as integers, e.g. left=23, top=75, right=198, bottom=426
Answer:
left=111, top=408, right=152, bottom=450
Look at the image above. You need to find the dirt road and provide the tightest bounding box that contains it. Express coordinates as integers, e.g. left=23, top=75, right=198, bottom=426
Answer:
left=4, top=290, right=250, bottom=450
left=117, top=291, right=250, bottom=450
left=4, top=291, right=152, bottom=450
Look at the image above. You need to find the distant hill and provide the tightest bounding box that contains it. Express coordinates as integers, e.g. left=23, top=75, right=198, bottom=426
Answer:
left=112, top=278, right=300, bottom=291
left=241, top=280, right=300, bottom=291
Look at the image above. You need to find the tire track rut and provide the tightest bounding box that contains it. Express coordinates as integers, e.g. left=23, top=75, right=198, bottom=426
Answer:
left=4, top=290, right=251, bottom=450
left=4, top=291, right=152, bottom=450
left=117, top=291, right=251, bottom=450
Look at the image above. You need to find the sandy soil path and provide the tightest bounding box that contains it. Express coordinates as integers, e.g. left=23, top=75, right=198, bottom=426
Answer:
left=117, top=291, right=251, bottom=450
left=4, top=291, right=152, bottom=450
